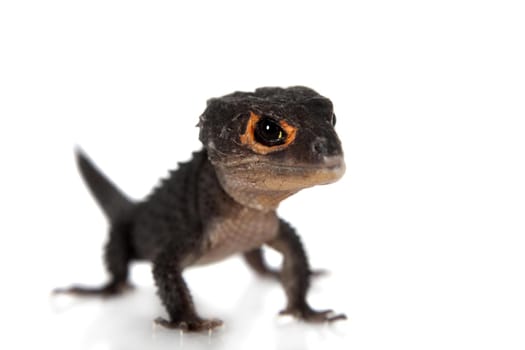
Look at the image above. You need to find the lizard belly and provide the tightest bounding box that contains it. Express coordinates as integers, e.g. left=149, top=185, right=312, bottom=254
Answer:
left=195, top=208, right=279, bottom=265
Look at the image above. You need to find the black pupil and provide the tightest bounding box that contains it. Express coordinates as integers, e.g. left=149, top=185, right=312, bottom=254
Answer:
left=254, top=117, right=287, bottom=146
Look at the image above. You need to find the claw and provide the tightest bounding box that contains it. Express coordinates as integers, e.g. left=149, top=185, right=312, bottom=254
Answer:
left=279, top=305, right=346, bottom=323
left=325, top=312, right=347, bottom=322
left=310, top=268, right=330, bottom=278
left=52, top=282, right=134, bottom=297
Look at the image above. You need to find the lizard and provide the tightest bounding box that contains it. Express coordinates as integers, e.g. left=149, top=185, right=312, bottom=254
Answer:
left=55, top=86, right=347, bottom=332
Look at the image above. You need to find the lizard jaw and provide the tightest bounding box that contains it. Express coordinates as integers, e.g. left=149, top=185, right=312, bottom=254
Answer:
left=213, top=155, right=345, bottom=210
left=217, top=155, right=344, bottom=184
left=252, top=156, right=346, bottom=190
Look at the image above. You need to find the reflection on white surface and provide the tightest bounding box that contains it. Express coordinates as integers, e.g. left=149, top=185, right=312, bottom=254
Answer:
left=48, top=264, right=349, bottom=350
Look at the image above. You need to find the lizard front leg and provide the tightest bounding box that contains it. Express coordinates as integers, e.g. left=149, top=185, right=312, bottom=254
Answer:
left=267, top=219, right=346, bottom=323
left=152, top=245, right=223, bottom=332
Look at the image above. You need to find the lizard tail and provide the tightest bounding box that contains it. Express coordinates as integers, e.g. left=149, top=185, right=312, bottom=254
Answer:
left=76, top=148, right=134, bottom=223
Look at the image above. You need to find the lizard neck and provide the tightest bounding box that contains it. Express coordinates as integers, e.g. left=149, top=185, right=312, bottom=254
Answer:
left=213, top=166, right=296, bottom=212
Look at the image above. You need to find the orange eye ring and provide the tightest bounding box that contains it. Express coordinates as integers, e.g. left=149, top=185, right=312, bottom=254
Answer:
left=240, top=112, right=297, bottom=155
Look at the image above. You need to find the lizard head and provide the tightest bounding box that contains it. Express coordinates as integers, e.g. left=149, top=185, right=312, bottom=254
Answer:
left=199, top=86, right=345, bottom=210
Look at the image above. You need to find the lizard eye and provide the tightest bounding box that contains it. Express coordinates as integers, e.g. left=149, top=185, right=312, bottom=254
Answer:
left=240, top=111, right=297, bottom=154
left=254, top=117, right=287, bottom=147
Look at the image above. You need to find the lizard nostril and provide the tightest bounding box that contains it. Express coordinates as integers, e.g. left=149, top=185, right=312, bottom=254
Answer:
left=312, top=139, right=328, bottom=156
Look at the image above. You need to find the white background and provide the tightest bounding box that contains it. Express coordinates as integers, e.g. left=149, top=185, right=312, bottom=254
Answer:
left=1, top=1, right=524, bottom=349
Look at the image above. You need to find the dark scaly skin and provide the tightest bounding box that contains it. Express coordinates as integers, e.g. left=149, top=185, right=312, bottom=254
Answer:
left=55, top=86, right=346, bottom=332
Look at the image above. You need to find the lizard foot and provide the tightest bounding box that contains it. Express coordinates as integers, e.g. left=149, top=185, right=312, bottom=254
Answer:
left=154, top=317, right=223, bottom=332
left=279, top=304, right=347, bottom=323
left=53, top=281, right=133, bottom=297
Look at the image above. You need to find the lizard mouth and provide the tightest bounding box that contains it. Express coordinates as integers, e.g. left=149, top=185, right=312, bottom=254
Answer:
left=216, top=155, right=345, bottom=191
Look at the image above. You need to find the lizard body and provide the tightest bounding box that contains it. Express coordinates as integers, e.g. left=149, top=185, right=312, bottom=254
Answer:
left=57, top=86, right=346, bottom=331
